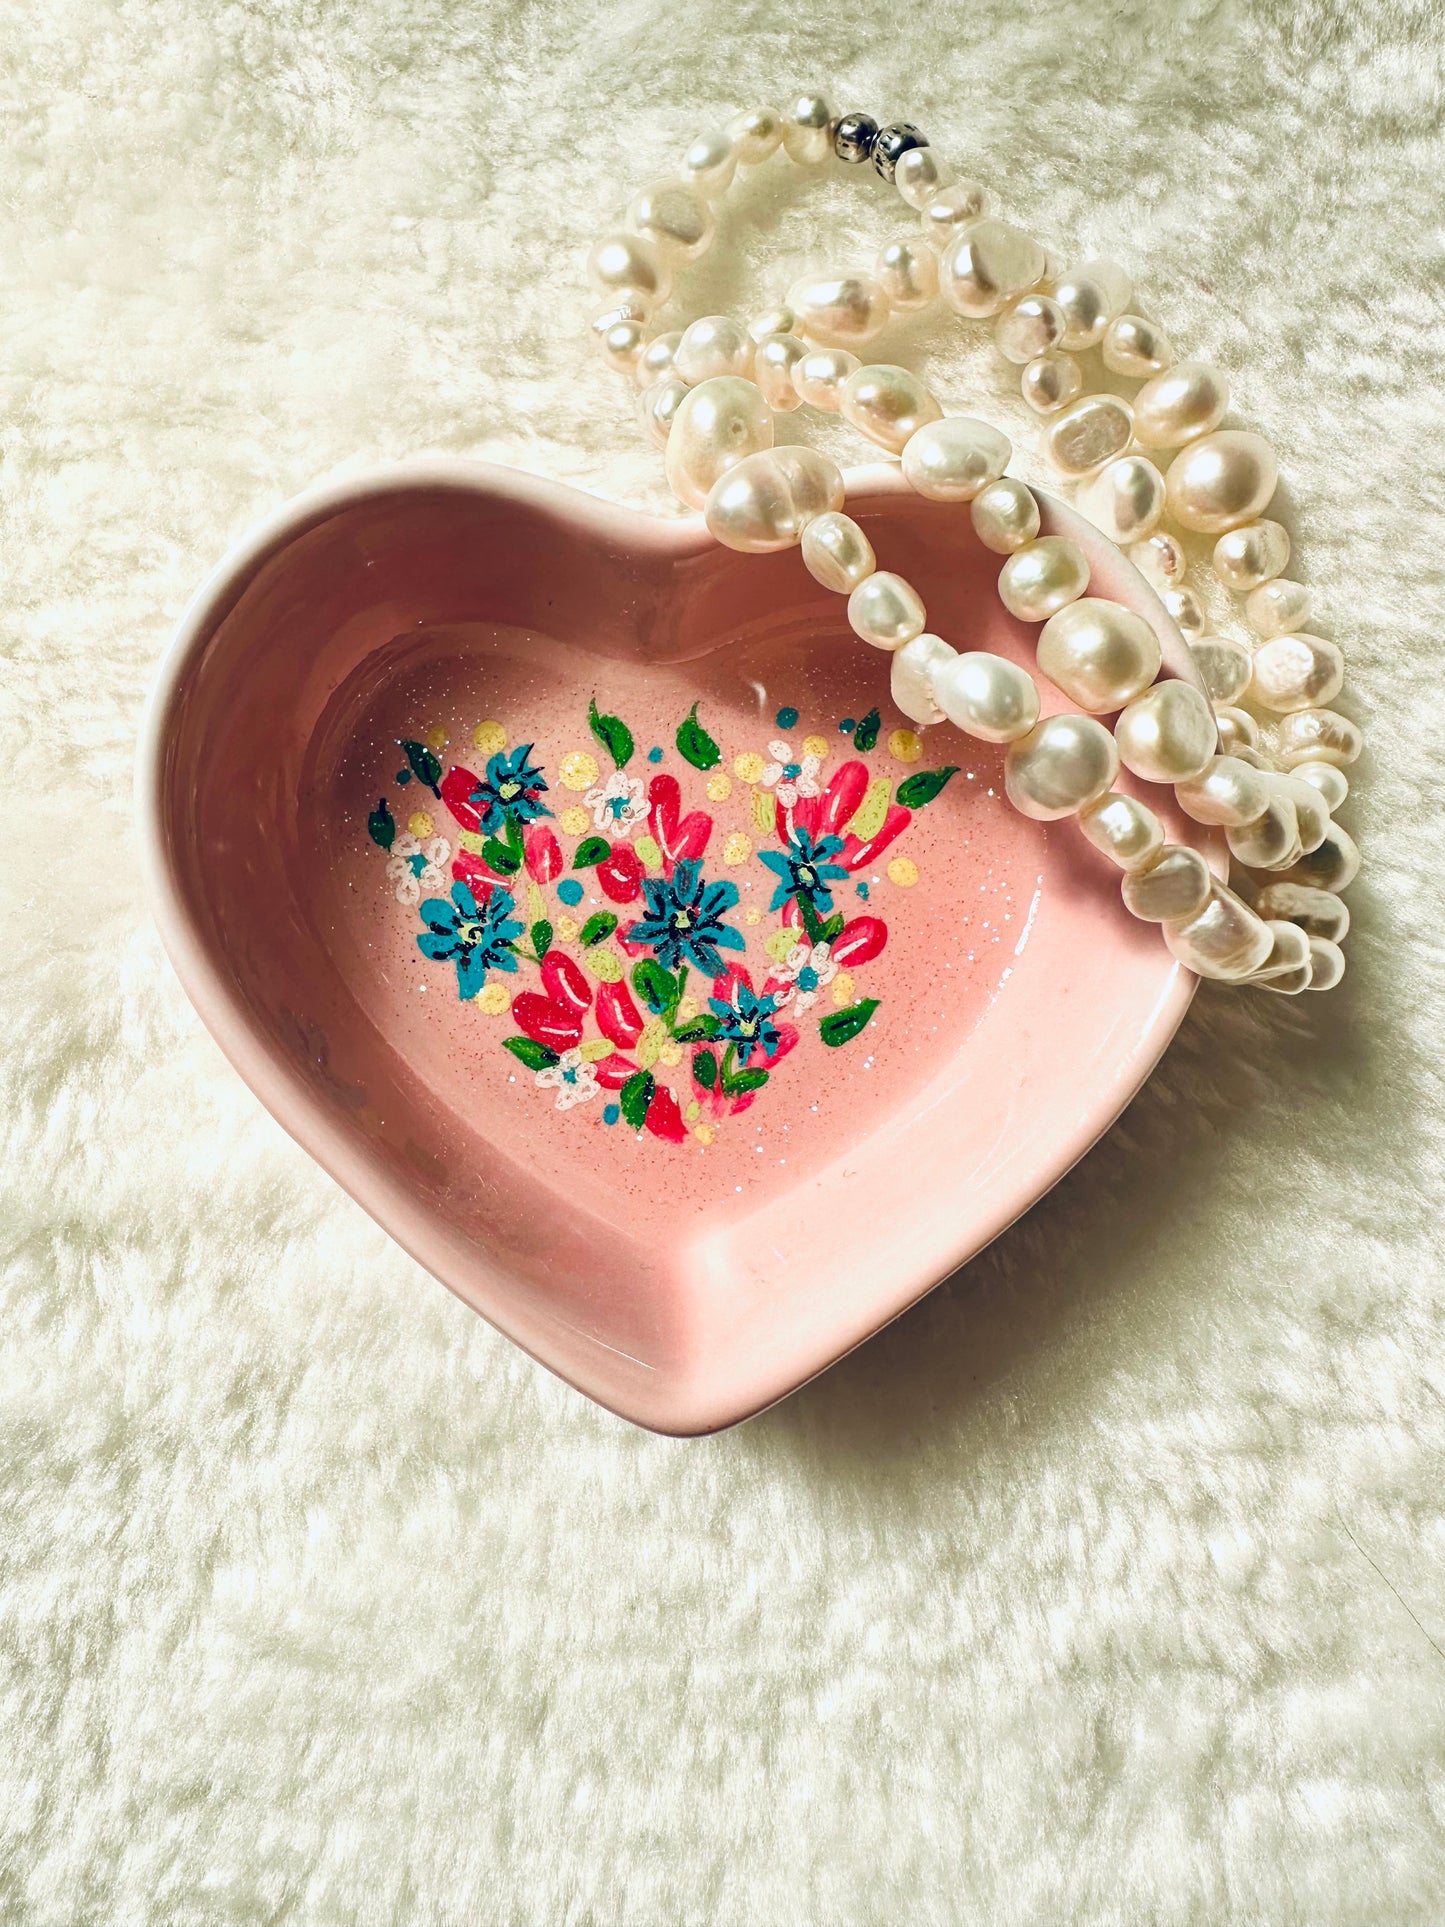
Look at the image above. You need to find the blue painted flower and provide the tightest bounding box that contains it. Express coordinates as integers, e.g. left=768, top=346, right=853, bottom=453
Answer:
left=708, top=982, right=782, bottom=1066
left=624, top=858, right=746, bottom=976
left=757, top=827, right=850, bottom=916
left=416, top=880, right=524, bottom=998
left=468, top=745, right=552, bottom=835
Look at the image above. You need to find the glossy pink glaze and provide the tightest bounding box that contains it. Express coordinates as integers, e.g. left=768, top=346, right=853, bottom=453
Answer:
left=137, top=459, right=1220, bottom=1435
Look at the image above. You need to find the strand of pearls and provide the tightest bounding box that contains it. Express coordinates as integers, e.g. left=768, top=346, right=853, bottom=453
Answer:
left=585, top=96, right=1360, bottom=992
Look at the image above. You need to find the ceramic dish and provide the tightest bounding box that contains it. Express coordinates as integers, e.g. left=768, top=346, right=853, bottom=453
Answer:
left=137, top=459, right=1219, bottom=1434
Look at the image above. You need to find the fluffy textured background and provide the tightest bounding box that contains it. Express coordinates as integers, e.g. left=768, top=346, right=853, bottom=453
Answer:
left=3, top=1, right=1443, bottom=1920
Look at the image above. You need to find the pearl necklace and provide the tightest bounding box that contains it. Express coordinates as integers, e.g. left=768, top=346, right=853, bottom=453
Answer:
left=584, top=95, right=1360, bottom=992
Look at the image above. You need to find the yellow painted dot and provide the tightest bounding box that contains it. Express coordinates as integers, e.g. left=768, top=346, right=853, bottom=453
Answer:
left=659, top=1040, right=683, bottom=1068
left=675, top=996, right=699, bottom=1025
left=407, top=811, right=435, bottom=838
left=723, top=831, right=752, bottom=865
left=888, top=856, right=920, bottom=888
left=706, top=773, right=733, bottom=802
left=476, top=984, right=510, bottom=1016
left=423, top=726, right=449, bottom=754
left=734, top=751, right=765, bottom=784
left=831, top=972, right=856, bottom=1008
left=764, top=927, right=797, bottom=964
left=559, top=750, right=600, bottom=791
left=472, top=720, right=507, bottom=756
left=744, top=906, right=763, bottom=926
left=560, top=806, right=589, bottom=836
left=684, top=1099, right=702, bottom=1124
left=694, top=1124, right=715, bottom=1147
left=803, top=734, right=829, bottom=760
left=888, top=728, right=923, bottom=763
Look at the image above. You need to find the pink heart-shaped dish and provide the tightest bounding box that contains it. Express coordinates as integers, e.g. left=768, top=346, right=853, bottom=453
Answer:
left=138, top=459, right=1217, bottom=1434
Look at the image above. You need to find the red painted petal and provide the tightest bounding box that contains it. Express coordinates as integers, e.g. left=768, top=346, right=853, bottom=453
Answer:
left=524, top=824, right=563, bottom=883
left=765, top=1021, right=800, bottom=1065
left=450, top=852, right=498, bottom=896
left=593, top=1052, right=639, bottom=1090
left=711, top=962, right=752, bottom=1001
left=841, top=804, right=912, bottom=871
left=647, top=772, right=681, bottom=849
left=672, top=811, right=713, bottom=862
left=645, top=1084, right=687, bottom=1143
left=540, top=949, right=592, bottom=1015
left=440, top=765, right=483, bottom=833
left=832, top=916, right=888, bottom=967
left=511, top=992, right=584, bottom=1050
left=615, top=929, right=648, bottom=959
left=781, top=896, right=803, bottom=930
left=595, top=978, right=644, bottom=1049
left=597, top=843, right=644, bottom=903
left=820, top=759, right=870, bottom=837
left=783, top=792, right=821, bottom=840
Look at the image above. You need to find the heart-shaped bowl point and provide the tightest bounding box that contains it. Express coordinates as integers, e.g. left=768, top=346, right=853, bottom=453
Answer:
left=139, top=459, right=1220, bottom=1435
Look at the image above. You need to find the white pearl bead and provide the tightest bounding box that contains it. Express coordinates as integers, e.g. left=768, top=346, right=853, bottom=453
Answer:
left=1252, top=882, right=1350, bottom=942
left=788, top=273, right=891, bottom=348
left=753, top=333, right=807, bottom=412
left=801, top=511, right=875, bottom=594
left=1037, top=597, right=1162, bottom=712
left=901, top=416, right=1012, bottom=502
left=587, top=231, right=672, bottom=308
left=1162, top=586, right=1207, bottom=642
left=1051, top=261, right=1131, bottom=350
left=891, top=632, right=958, bottom=726
left=1163, top=881, right=1274, bottom=981
left=894, top=144, right=947, bottom=209
left=791, top=347, right=861, bottom=411
left=848, top=571, right=927, bottom=651
left=728, top=106, right=783, bottom=164
left=1101, top=313, right=1174, bottom=378
left=628, top=179, right=714, bottom=262
left=1246, top=577, right=1312, bottom=637
left=680, top=129, right=738, bottom=198
left=638, top=376, right=689, bottom=448
left=1213, top=519, right=1291, bottom=594
left=1269, top=771, right=1330, bottom=854
left=1292, top=760, right=1349, bottom=811
left=1077, top=790, right=1165, bottom=871
left=1174, top=754, right=1270, bottom=827
left=1227, top=794, right=1300, bottom=871
left=781, top=93, right=834, bottom=165
left=874, top=236, right=939, bottom=312
left=940, top=220, right=1046, bottom=319
left=1044, top=394, right=1135, bottom=477
left=1250, top=919, right=1314, bottom=986
left=840, top=364, right=942, bottom=454
left=1305, top=937, right=1346, bottom=991
left=1275, top=707, right=1362, bottom=768
left=1248, top=633, right=1345, bottom=714
left=664, top=376, right=773, bottom=509
left=1122, top=844, right=1213, bottom=921
left=704, top=447, right=845, bottom=553
left=1279, top=823, right=1361, bottom=892
left=1213, top=705, right=1261, bottom=758
left=1021, top=352, right=1083, bottom=415
left=1131, top=360, right=1230, bottom=448
left=748, top=304, right=798, bottom=343
left=1076, top=455, right=1166, bottom=545
left=1128, top=532, right=1188, bottom=592
left=971, top=478, right=1041, bottom=554
left=1005, top=713, right=1118, bottom=818
left=674, top=314, right=753, bottom=384
left=1188, top=636, right=1252, bottom=705
left=995, top=294, right=1066, bottom=364
left=919, top=180, right=989, bottom=250
left=998, top=537, right=1090, bottom=621
left=1165, top=431, right=1279, bottom=534
left=596, top=316, right=647, bottom=376
left=635, top=330, right=683, bottom=387
left=934, top=652, right=1041, bottom=743
left=1114, top=680, right=1217, bottom=782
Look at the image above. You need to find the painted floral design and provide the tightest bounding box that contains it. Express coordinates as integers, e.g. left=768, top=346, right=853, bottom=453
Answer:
left=366, top=695, right=960, bottom=1147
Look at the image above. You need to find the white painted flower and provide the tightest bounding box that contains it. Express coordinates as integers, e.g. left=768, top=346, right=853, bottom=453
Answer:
left=584, top=769, right=649, bottom=837
left=772, top=939, right=838, bottom=1013
left=386, top=832, right=451, bottom=905
left=759, top=739, right=822, bottom=811
left=534, top=1047, right=601, bottom=1111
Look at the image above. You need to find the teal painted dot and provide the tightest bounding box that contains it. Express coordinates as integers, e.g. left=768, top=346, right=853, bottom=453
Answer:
left=557, top=878, right=584, bottom=906
left=648, top=745, right=664, bottom=763
left=396, top=768, right=412, bottom=784
left=857, top=881, right=870, bottom=900
left=839, top=718, right=856, bottom=734
left=775, top=705, right=799, bottom=729
left=603, top=1103, right=620, bottom=1126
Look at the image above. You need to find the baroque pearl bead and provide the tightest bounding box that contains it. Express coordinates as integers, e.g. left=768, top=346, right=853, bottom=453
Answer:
left=704, top=447, right=845, bottom=552
left=848, top=571, right=927, bottom=651
left=1162, top=586, right=1207, bottom=642
left=749, top=304, right=798, bottom=343
left=1052, top=262, right=1131, bottom=351
left=1250, top=919, right=1313, bottom=986
left=1102, top=313, right=1174, bottom=378
left=901, top=416, right=1012, bottom=502
left=1248, top=632, right=1345, bottom=713
left=1188, top=636, right=1252, bottom=705
left=891, top=632, right=958, bottom=726
left=791, top=348, right=860, bottom=410
left=1269, top=772, right=1330, bottom=854
left=998, top=536, right=1091, bottom=620
left=1227, top=794, right=1300, bottom=871
left=1175, top=754, right=1270, bottom=828
left=639, top=376, right=689, bottom=448
left=754, top=333, right=807, bottom=411
left=1252, top=882, right=1350, bottom=942
left=1114, top=680, right=1217, bottom=782
left=1005, top=713, right=1119, bottom=818
left=781, top=94, right=835, bottom=165
left=664, top=376, right=773, bottom=509
left=1021, top=353, right=1083, bottom=415
left=1132, top=360, right=1230, bottom=448
left=1128, top=531, right=1188, bottom=592
left=996, top=294, right=1066, bottom=364
left=920, top=180, right=989, bottom=250
left=894, top=144, right=947, bottom=209
left=1044, top=394, right=1135, bottom=477
left=1122, top=845, right=1213, bottom=922
left=840, top=364, right=942, bottom=453
left=788, top=273, right=891, bottom=348
left=1037, top=598, right=1162, bottom=711
left=935, top=652, right=1041, bottom=743
left=1165, top=430, right=1279, bottom=534
left=940, top=221, right=1046, bottom=318
left=1275, top=707, right=1362, bottom=768
left=728, top=106, right=783, bottom=164
left=680, top=129, right=738, bottom=197
left=1214, top=519, right=1291, bottom=594
left=1292, top=760, right=1349, bottom=811
left=971, top=478, right=1040, bottom=554
left=675, top=315, right=753, bottom=384
left=1246, top=577, right=1312, bottom=637
left=1278, top=823, right=1361, bottom=892
left=1163, top=881, right=1274, bottom=981
left=597, top=317, right=647, bottom=375
left=874, top=237, right=939, bottom=311
left=588, top=231, right=672, bottom=307
left=1213, top=706, right=1261, bottom=758
left=801, top=511, right=875, bottom=593
left=1077, top=790, right=1166, bottom=871
left=1306, top=937, right=1346, bottom=991
left=1076, top=455, right=1166, bottom=545
left=628, top=179, right=714, bottom=262
left=636, top=330, right=683, bottom=387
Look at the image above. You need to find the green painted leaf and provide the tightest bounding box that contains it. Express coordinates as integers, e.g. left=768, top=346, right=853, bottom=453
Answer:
left=897, top=765, right=960, bottom=810
left=579, top=911, right=618, bottom=947
left=367, top=797, right=396, bottom=851
left=725, top=1066, right=770, bottom=1095
left=620, top=1069, right=655, bottom=1131
left=530, top=919, right=553, bottom=958
left=819, top=911, right=845, bottom=944
left=399, top=739, right=443, bottom=791
left=673, top=1015, right=721, bottom=1044
left=692, top=1049, right=718, bottom=1092
left=853, top=708, right=881, bottom=753
left=589, top=697, right=634, bottom=770
left=675, top=702, right=720, bottom=771
left=573, top=835, right=610, bottom=869
left=820, top=998, right=880, bottom=1048
left=632, top=960, right=676, bottom=1014
left=483, top=837, right=522, bottom=874
left=503, top=1037, right=558, bottom=1071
